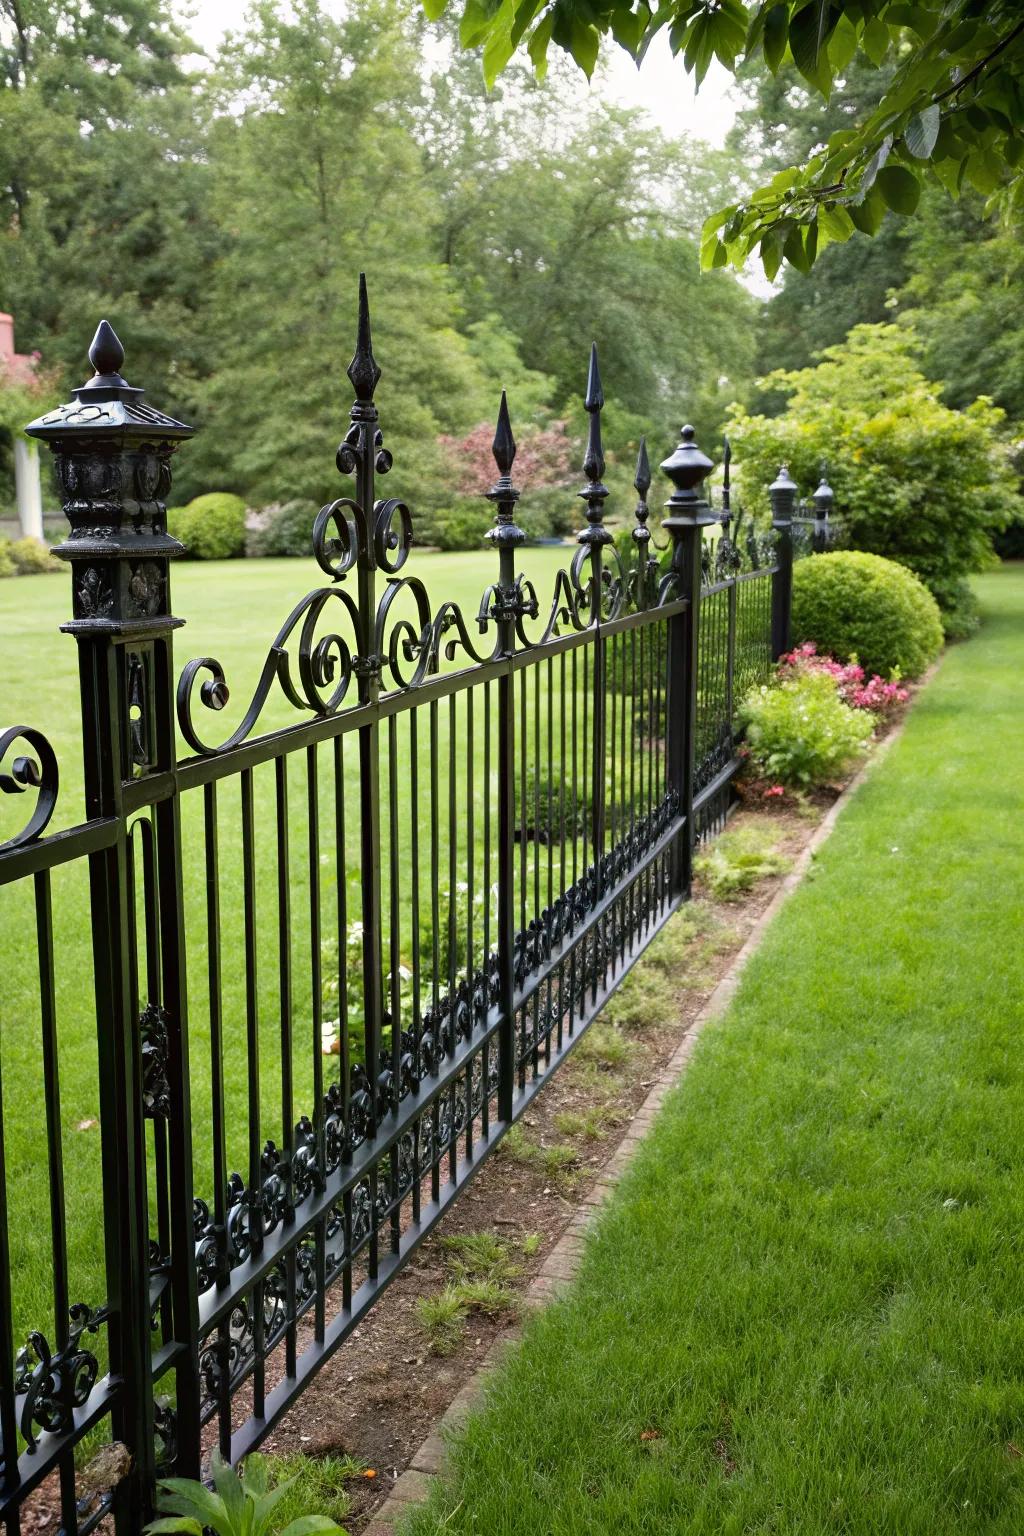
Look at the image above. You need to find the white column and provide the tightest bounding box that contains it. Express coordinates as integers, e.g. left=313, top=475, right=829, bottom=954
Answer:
left=14, top=436, right=44, bottom=541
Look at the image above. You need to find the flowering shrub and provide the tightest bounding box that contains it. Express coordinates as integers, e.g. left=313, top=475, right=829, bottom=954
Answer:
left=779, top=642, right=909, bottom=717
left=739, top=668, right=874, bottom=789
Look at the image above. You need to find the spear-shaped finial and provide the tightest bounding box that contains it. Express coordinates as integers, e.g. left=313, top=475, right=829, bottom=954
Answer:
left=485, top=390, right=525, bottom=549
left=492, top=389, right=516, bottom=480
left=721, top=435, right=732, bottom=522
left=347, top=273, right=382, bottom=405
left=633, top=436, right=651, bottom=547
left=579, top=343, right=610, bottom=546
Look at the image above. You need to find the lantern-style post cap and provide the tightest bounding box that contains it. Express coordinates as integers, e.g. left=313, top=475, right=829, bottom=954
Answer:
left=661, top=425, right=717, bottom=530
left=811, top=470, right=834, bottom=518
left=23, top=320, right=193, bottom=636
left=768, top=462, right=799, bottom=526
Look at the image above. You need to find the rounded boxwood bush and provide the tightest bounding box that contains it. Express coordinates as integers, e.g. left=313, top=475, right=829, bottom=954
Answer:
left=246, top=499, right=316, bottom=558
left=791, top=550, right=943, bottom=679
left=168, top=493, right=246, bottom=560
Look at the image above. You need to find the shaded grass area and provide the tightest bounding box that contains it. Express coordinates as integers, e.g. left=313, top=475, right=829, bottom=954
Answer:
left=407, top=568, right=1024, bottom=1535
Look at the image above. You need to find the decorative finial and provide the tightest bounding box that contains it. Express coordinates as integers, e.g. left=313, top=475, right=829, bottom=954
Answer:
left=721, top=435, right=732, bottom=520
left=347, top=273, right=381, bottom=405
left=88, top=320, right=125, bottom=380
left=768, top=461, right=798, bottom=525
left=492, top=390, right=516, bottom=479
left=581, top=342, right=605, bottom=486
left=485, top=389, right=524, bottom=548
left=661, top=424, right=714, bottom=511
left=633, top=437, right=651, bottom=547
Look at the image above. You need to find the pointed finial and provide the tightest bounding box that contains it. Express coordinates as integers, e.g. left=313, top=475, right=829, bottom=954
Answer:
left=347, top=273, right=382, bottom=404
left=721, top=435, right=732, bottom=520
left=492, top=390, right=516, bottom=479
left=634, top=437, right=651, bottom=501
left=581, top=342, right=605, bottom=488
left=77, top=319, right=132, bottom=392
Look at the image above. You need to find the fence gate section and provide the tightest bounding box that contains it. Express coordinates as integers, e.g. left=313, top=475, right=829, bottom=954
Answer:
left=0, top=282, right=798, bottom=1532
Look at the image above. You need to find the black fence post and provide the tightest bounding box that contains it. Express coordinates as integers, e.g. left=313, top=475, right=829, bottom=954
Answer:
left=769, top=462, right=798, bottom=659
left=25, top=323, right=200, bottom=1520
left=661, top=425, right=715, bottom=894
left=485, top=392, right=526, bottom=1123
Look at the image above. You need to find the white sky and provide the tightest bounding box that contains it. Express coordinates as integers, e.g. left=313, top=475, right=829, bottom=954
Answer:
left=179, top=2, right=739, bottom=149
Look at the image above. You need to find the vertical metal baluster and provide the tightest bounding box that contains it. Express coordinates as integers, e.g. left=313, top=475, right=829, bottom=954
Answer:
left=137, top=820, right=172, bottom=1349
left=531, top=663, right=540, bottom=1077
left=481, top=682, right=491, bottom=1142
left=307, top=745, right=327, bottom=1344
left=408, top=713, right=421, bottom=1175
left=204, top=783, right=231, bottom=1459
left=569, top=648, right=578, bottom=1037
left=544, top=658, right=553, bottom=1069
left=388, top=715, right=402, bottom=1251
left=240, top=767, right=265, bottom=1418
left=0, top=1017, right=19, bottom=1532
left=333, top=738, right=349, bottom=1143
left=35, top=871, right=76, bottom=1533
left=557, top=652, right=567, bottom=1052
left=429, top=696, right=441, bottom=1208
left=518, top=669, right=527, bottom=1085
left=465, top=689, right=475, bottom=1153
left=275, top=758, right=297, bottom=1382
left=447, top=693, right=458, bottom=1179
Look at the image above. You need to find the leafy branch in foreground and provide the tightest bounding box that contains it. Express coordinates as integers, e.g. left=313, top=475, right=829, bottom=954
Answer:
left=424, top=0, right=1024, bottom=275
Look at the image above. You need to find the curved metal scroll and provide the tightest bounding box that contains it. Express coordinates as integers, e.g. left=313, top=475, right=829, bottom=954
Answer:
left=0, top=726, right=59, bottom=850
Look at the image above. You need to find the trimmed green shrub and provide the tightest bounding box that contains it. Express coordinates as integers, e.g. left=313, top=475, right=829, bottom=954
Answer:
left=740, top=668, right=874, bottom=789
left=726, top=325, right=1019, bottom=634
left=247, top=500, right=317, bottom=558
left=429, top=497, right=492, bottom=552
left=168, top=493, right=246, bottom=560
left=10, top=536, right=61, bottom=574
left=792, top=550, right=943, bottom=680
left=0, top=537, right=14, bottom=578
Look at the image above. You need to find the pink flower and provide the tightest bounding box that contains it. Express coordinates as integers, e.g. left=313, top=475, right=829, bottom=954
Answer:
left=764, top=784, right=785, bottom=799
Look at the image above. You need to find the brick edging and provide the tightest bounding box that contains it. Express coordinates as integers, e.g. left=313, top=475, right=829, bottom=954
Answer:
left=364, top=699, right=920, bottom=1534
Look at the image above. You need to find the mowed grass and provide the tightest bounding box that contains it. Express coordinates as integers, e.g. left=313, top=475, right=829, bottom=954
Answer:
left=0, top=547, right=581, bottom=1350
left=406, top=567, right=1024, bottom=1536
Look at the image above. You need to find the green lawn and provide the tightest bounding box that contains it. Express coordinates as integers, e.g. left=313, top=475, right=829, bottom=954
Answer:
left=407, top=566, right=1024, bottom=1536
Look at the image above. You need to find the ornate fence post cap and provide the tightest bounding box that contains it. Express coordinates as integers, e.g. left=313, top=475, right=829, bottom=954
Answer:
left=346, top=272, right=382, bottom=409
left=661, top=424, right=716, bottom=528
left=811, top=470, right=834, bottom=517
left=25, top=321, right=193, bottom=444
left=577, top=342, right=611, bottom=549
left=769, top=461, right=799, bottom=526
left=23, top=320, right=193, bottom=636
left=632, top=437, right=651, bottom=547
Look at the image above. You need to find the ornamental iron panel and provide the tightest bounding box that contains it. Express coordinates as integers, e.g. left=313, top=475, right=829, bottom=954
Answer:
left=0, top=280, right=800, bottom=1531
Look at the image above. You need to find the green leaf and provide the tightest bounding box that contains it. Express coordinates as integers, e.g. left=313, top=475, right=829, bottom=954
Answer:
left=210, top=1455, right=246, bottom=1526
left=459, top=0, right=492, bottom=48
left=965, top=148, right=1002, bottom=195
left=241, top=1455, right=269, bottom=1499
left=783, top=222, right=812, bottom=275
left=278, top=1520, right=345, bottom=1536
left=569, top=17, right=600, bottom=78
left=421, top=0, right=448, bottom=17
left=762, top=4, right=789, bottom=72
left=154, top=1480, right=229, bottom=1532
left=861, top=15, right=889, bottom=66
left=828, top=13, right=857, bottom=73
left=848, top=184, right=886, bottom=235
left=527, top=11, right=553, bottom=75
left=610, top=4, right=650, bottom=57
left=789, top=1, right=835, bottom=95
left=710, top=238, right=730, bottom=269
left=761, top=225, right=785, bottom=282
left=818, top=203, right=855, bottom=242
left=143, top=1522, right=205, bottom=1535
left=905, top=104, right=940, bottom=160
left=875, top=163, right=921, bottom=214
left=860, top=133, right=892, bottom=192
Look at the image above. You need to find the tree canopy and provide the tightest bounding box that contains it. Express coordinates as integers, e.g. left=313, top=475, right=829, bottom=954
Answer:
left=426, top=0, right=1024, bottom=277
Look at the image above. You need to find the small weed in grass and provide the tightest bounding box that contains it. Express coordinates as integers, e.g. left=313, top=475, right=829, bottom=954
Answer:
left=554, top=1105, right=626, bottom=1141
left=417, top=1289, right=470, bottom=1355
left=693, top=824, right=791, bottom=901
left=419, top=1231, right=525, bottom=1352
left=578, top=1021, right=632, bottom=1070
left=261, top=1450, right=367, bottom=1526
left=522, top=1233, right=541, bottom=1257
left=496, top=1124, right=581, bottom=1189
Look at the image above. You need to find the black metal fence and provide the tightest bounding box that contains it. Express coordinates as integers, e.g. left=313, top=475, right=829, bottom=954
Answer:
left=0, top=282, right=806, bottom=1532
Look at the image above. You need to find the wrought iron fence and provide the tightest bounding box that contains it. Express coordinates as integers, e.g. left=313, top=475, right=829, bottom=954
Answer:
left=0, top=281, right=800, bottom=1532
